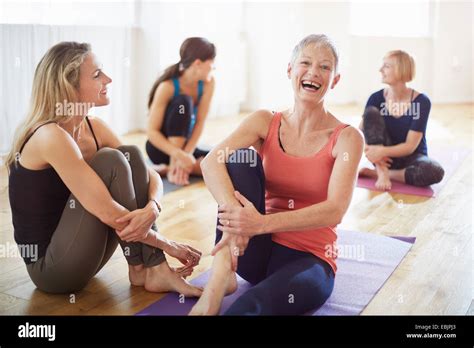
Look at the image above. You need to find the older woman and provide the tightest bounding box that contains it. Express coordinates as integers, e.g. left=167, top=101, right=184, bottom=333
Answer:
left=189, top=34, right=364, bottom=315
left=359, top=50, right=444, bottom=190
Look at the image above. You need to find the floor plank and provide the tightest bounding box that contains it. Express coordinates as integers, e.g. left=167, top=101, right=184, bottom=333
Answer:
left=0, top=103, right=472, bottom=315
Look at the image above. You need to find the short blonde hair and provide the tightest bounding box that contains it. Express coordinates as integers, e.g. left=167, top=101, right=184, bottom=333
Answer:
left=385, top=50, right=416, bottom=82
left=291, top=34, right=339, bottom=73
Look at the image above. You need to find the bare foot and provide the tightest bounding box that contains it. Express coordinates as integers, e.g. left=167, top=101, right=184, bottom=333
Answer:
left=129, top=264, right=146, bottom=286
left=144, top=262, right=203, bottom=297
left=359, top=167, right=377, bottom=178
left=188, top=271, right=237, bottom=316
left=375, top=165, right=392, bottom=191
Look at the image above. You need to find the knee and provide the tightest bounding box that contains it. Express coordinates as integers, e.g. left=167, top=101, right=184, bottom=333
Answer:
left=362, top=106, right=382, bottom=123
left=117, top=145, right=145, bottom=164
left=406, top=161, right=445, bottom=186
left=92, top=147, right=127, bottom=165
left=226, top=148, right=262, bottom=178
left=289, top=274, right=333, bottom=310
left=90, top=147, right=129, bottom=174
left=224, top=287, right=266, bottom=315
left=425, top=162, right=445, bottom=185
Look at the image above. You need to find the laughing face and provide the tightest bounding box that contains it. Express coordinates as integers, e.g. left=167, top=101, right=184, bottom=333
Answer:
left=287, top=43, right=340, bottom=104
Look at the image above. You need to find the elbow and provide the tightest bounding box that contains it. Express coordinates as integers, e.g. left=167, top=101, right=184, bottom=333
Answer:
left=200, top=155, right=210, bottom=173
left=329, top=204, right=346, bottom=226
left=332, top=213, right=343, bottom=226
left=200, top=152, right=216, bottom=175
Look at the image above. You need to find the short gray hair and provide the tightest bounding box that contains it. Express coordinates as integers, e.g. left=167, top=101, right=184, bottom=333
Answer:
left=290, top=34, right=339, bottom=73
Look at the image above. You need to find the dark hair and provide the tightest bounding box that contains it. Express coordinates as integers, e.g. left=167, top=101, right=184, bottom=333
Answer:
left=148, top=37, right=216, bottom=108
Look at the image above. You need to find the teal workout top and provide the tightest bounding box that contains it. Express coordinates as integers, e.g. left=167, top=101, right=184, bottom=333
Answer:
left=172, top=78, right=204, bottom=136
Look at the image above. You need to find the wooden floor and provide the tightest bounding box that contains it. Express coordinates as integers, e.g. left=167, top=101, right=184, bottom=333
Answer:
left=0, top=103, right=472, bottom=315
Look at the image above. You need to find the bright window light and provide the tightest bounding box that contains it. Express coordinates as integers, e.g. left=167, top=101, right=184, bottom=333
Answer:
left=350, top=0, right=431, bottom=37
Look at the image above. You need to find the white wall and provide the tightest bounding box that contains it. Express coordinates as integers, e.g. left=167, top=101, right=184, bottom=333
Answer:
left=242, top=1, right=473, bottom=111
left=0, top=24, right=137, bottom=154
left=432, top=0, right=473, bottom=103
left=1, top=1, right=472, bottom=155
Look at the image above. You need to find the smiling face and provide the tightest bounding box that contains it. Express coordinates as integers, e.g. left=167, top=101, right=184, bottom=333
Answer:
left=77, top=53, right=112, bottom=107
left=380, top=56, right=398, bottom=85
left=288, top=43, right=340, bottom=104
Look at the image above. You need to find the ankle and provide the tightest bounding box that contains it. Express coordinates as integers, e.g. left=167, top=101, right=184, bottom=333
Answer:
left=130, top=264, right=144, bottom=272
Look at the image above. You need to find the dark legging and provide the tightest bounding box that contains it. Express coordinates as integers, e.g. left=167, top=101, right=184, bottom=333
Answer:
left=362, top=106, right=445, bottom=187
left=146, top=94, right=209, bottom=165
left=26, top=145, right=165, bottom=293
left=216, top=148, right=335, bottom=315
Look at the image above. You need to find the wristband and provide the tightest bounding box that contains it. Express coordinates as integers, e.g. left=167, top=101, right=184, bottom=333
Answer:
left=150, top=199, right=162, bottom=213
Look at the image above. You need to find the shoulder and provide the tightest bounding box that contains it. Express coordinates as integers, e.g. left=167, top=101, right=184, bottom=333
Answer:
left=241, top=109, right=274, bottom=137
left=368, top=89, right=385, bottom=102
left=32, top=123, right=78, bottom=156
left=247, top=109, right=274, bottom=125
left=160, top=79, right=175, bottom=92
left=34, top=122, right=72, bottom=145
left=87, top=116, right=122, bottom=148
left=155, top=79, right=175, bottom=98
left=415, top=92, right=431, bottom=106
left=87, top=115, right=108, bottom=133
left=337, top=125, right=364, bottom=149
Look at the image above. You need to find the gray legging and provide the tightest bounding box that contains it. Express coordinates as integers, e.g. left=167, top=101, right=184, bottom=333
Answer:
left=26, top=145, right=165, bottom=294
left=362, top=106, right=445, bottom=187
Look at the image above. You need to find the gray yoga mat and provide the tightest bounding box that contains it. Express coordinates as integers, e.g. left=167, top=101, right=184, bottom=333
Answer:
left=136, top=229, right=415, bottom=316
left=162, top=176, right=203, bottom=194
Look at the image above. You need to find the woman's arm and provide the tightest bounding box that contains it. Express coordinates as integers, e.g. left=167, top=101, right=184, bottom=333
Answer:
left=183, top=77, right=215, bottom=154
left=147, top=80, right=187, bottom=158
left=37, top=124, right=130, bottom=231
left=90, top=117, right=163, bottom=239
left=381, top=130, right=423, bottom=158
left=365, top=130, right=422, bottom=163
left=200, top=109, right=272, bottom=207
left=202, top=109, right=273, bottom=268
left=216, top=126, right=364, bottom=236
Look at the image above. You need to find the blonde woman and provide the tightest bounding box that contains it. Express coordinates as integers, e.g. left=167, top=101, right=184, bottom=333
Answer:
left=6, top=42, right=202, bottom=295
left=190, top=35, right=364, bottom=315
left=359, top=50, right=444, bottom=190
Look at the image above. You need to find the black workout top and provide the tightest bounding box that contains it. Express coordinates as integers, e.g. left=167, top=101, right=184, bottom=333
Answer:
left=9, top=117, right=99, bottom=264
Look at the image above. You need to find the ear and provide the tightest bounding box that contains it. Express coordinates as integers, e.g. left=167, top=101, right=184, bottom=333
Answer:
left=331, top=73, right=341, bottom=89
left=287, top=62, right=292, bottom=79
left=191, top=59, right=202, bottom=68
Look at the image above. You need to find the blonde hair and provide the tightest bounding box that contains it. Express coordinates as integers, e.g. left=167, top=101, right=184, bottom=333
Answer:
left=291, top=34, right=339, bottom=73
left=5, top=41, right=91, bottom=169
left=385, top=50, right=416, bottom=82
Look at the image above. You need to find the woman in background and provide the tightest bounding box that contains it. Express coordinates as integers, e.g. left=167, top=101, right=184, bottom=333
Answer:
left=146, top=37, right=216, bottom=186
left=359, top=50, right=444, bottom=190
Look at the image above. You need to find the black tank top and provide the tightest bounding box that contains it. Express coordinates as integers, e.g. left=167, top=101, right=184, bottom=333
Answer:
left=8, top=117, right=99, bottom=264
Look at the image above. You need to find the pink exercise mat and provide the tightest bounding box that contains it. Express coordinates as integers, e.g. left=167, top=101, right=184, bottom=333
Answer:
left=357, top=147, right=470, bottom=197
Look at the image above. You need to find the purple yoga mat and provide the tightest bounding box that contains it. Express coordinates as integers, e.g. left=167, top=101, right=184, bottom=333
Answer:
left=136, top=229, right=415, bottom=316
left=357, top=147, right=470, bottom=197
